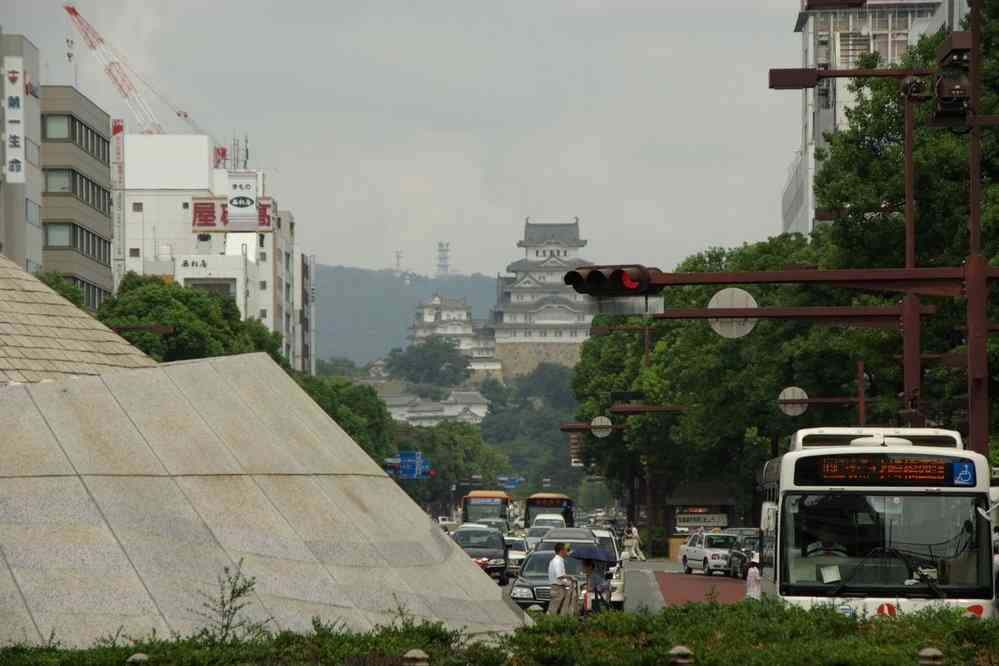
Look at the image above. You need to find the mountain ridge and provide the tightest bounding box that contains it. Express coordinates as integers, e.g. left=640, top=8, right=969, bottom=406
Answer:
left=315, top=265, right=498, bottom=364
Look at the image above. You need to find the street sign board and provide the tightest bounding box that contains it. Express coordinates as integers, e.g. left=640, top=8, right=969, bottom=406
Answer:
left=778, top=386, right=809, bottom=416
left=590, top=415, right=613, bottom=439
left=708, top=287, right=758, bottom=338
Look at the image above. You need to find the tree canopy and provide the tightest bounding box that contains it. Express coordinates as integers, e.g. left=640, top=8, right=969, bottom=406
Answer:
left=98, top=273, right=284, bottom=365
left=479, top=363, right=584, bottom=495
left=385, top=337, right=470, bottom=386
left=36, top=272, right=84, bottom=309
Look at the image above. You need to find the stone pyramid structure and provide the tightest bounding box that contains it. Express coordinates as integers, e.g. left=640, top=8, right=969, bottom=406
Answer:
left=0, top=254, right=154, bottom=384
left=0, top=259, right=524, bottom=647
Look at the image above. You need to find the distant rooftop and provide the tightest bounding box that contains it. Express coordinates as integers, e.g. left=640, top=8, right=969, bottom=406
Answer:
left=518, top=218, right=587, bottom=248
left=0, top=255, right=155, bottom=385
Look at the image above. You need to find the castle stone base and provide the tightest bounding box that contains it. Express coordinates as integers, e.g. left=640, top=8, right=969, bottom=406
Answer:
left=495, top=343, right=582, bottom=379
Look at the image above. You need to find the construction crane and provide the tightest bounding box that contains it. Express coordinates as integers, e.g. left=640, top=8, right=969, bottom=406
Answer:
left=63, top=4, right=227, bottom=166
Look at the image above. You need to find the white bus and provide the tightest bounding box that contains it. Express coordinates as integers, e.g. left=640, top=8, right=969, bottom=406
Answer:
left=759, top=427, right=995, bottom=618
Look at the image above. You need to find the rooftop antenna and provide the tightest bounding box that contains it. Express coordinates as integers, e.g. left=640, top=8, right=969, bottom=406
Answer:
left=65, top=35, right=77, bottom=87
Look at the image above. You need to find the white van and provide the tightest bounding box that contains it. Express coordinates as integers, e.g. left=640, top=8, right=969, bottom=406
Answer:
left=532, top=513, right=566, bottom=530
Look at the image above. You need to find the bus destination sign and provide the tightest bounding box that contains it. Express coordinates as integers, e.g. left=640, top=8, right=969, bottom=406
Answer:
left=795, top=454, right=976, bottom=487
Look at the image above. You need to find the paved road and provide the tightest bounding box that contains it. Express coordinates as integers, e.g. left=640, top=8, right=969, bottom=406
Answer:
left=656, top=569, right=746, bottom=606
left=623, top=559, right=748, bottom=610
left=623, top=558, right=679, bottom=612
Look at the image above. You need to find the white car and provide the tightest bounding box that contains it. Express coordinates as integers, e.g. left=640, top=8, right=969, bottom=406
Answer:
left=679, top=532, right=740, bottom=575
left=504, top=536, right=529, bottom=577
left=591, top=528, right=625, bottom=609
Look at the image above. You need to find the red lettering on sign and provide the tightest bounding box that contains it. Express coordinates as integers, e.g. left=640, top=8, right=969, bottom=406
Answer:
left=192, top=202, right=216, bottom=226
left=876, top=603, right=896, bottom=617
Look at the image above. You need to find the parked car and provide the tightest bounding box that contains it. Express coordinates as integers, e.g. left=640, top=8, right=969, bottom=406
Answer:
left=726, top=529, right=761, bottom=579
left=679, top=531, right=739, bottom=575
left=452, top=525, right=509, bottom=585
left=505, top=536, right=529, bottom=577
left=532, top=513, right=567, bottom=530
left=591, top=528, right=625, bottom=609
left=525, top=526, right=551, bottom=551
left=508, top=549, right=584, bottom=611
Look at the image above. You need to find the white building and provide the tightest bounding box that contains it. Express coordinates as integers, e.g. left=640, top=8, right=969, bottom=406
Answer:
left=384, top=390, right=490, bottom=427
left=489, top=218, right=597, bottom=377
left=781, top=1, right=949, bottom=235
left=117, top=134, right=314, bottom=372
left=1, top=33, right=43, bottom=273
left=409, top=294, right=499, bottom=379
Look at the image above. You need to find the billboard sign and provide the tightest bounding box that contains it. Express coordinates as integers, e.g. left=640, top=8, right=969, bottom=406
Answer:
left=191, top=197, right=228, bottom=230
left=227, top=171, right=258, bottom=232
left=4, top=57, right=25, bottom=184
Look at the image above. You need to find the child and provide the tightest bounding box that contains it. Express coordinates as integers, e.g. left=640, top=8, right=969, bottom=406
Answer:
left=745, top=554, right=762, bottom=600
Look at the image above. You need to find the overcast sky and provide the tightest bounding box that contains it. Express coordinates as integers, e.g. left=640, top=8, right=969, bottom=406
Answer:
left=8, top=1, right=802, bottom=275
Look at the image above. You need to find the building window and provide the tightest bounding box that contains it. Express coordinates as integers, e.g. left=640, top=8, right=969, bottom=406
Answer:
left=197, top=234, right=211, bottom=242
left=260, top=281, right=267, bottom=290
left=129, top=248, right=140, bottom=258
left=132, top=202, right=143, bottom=213
left=25, top=138, right=40, bottom=166
left=43, top=115, right=71, bottom=140
left=539, top=330, right=548, bottom=337
left=570, top=330, right=578, bottom=337
left=258, top=233, right=265, bottom=249
left=26, top=200, right=40, bottom=228
left=182, top=201, right=190, bottom=210
left=259, top=251, right=267, bottom=262
left=259, top=309, right=268, bottom=319
left=44, top=169, right=73, bottom=193
left=45, top=223, right=73, bottom=247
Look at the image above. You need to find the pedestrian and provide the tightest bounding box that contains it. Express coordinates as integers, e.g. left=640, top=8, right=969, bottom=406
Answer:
left=547, top=543, right=577, bottom=615
left=745, top=554, right=762, bottom=600
left=580, top=558, right=609, bottom=615
left=629, top=524, right=647, bottom=561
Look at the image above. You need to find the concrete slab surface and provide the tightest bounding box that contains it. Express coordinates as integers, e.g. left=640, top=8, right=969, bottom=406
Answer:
left=0, top=353, right=526, bottom=646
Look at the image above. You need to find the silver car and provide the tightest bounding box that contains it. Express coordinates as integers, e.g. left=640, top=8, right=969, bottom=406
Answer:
left=525, top=526, right=551, bottom=551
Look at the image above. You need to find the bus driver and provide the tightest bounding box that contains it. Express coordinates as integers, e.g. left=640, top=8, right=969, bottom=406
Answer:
left=805, top=524, right=849, bottom=557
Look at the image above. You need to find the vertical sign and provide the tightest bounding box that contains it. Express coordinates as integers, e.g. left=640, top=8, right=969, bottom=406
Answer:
left=111, top=119, right=125, bottom=286
left=4, top=57, right=26, bottom=184
left=227, top=171, right=258, bottom=232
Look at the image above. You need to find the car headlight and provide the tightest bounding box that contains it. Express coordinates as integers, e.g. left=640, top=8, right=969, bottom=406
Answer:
left=489, top=558, right=506, bottom=566
left=510, top=586, right=534, bottom=599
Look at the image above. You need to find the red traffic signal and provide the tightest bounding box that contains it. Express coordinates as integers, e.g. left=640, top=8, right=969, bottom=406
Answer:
left=563, top=265, right=663, bottom=297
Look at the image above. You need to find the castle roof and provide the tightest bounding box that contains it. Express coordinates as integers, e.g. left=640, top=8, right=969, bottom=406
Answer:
left=517, top=219, right=587, bottom=248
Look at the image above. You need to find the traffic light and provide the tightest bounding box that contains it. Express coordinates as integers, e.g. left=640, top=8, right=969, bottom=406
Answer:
left=563, top=265, right=663, bottom=297
left=930, top=31, right=972, bottom=127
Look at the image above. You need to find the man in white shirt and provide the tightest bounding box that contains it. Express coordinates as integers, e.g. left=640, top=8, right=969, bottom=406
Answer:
left=548, top=543, right=568, bottom=583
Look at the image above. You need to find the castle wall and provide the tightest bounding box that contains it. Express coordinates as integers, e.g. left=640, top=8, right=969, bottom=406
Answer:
left=495, top=342, right=582, bottom=378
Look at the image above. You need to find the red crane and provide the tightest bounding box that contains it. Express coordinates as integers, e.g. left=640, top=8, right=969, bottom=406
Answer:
left=64, top=4, right=226, bottom=165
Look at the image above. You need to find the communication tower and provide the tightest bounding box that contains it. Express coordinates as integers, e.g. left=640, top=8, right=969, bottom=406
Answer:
left=436, top=242, right=450, bottom=278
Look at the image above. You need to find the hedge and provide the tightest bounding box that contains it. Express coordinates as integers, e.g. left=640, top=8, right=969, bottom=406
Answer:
left=3, top=600, right=998, bottom=665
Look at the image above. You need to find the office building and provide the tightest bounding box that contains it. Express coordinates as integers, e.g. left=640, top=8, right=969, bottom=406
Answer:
left=40, top=85, right=113, bottom=309
left=781, top=1, right=946, bottom=235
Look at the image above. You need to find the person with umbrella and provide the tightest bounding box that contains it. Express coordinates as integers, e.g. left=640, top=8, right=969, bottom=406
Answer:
left=570, top=544, right=613, bottom=615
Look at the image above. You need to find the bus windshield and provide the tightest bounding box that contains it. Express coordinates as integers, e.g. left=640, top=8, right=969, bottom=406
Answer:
left=464, top=498, right=506, bottom=523
left=781, top=493, right=991, bottom=596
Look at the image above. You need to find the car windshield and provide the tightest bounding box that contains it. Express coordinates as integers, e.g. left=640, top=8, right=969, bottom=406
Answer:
left=534, top=519, right=563, bottom=528
left=527, top=527, right=551, bottom=538
left=596, top=536, right=617, bottom=557
left=781, top=493, right=991, bottom=595
left=704, top=534, right=738, bottom=549
left=453, top=530, right=504, bottom=550
left=505, top=538, right=527, bottom=552
left=521, top=551, right=583, bottom=577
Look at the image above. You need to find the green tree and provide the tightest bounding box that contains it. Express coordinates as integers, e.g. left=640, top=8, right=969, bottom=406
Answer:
left=479, top=363, right=583, bottom=495
left=97, top=272, right=285, bottom=366
left=393, top=421, right=510, bottom=512
left=36, top=272, right=84, bottom=309
left=296, top=374, right=396, bottom=460
left=384, top=337, right=470, bottom=386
